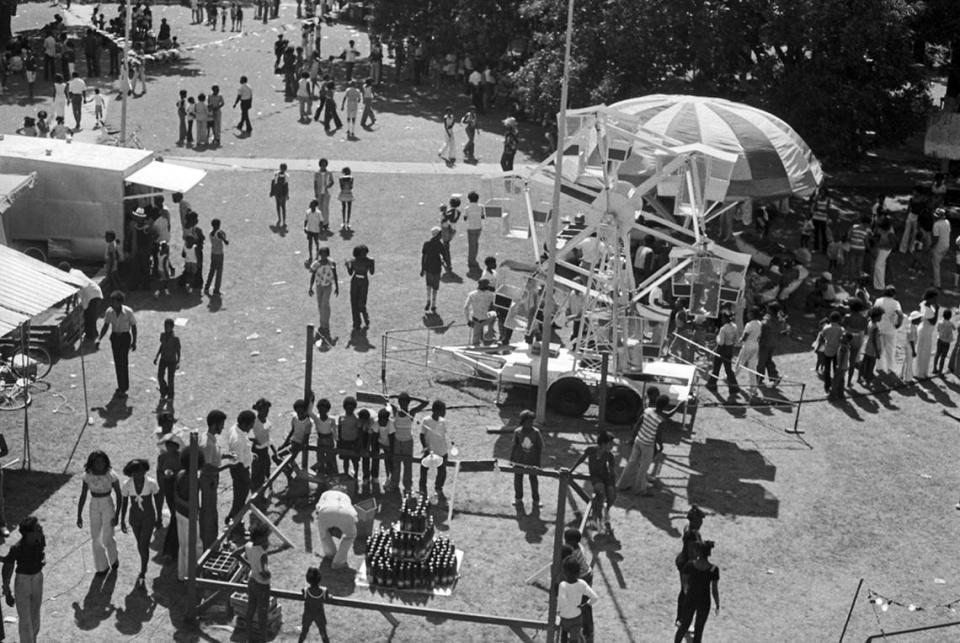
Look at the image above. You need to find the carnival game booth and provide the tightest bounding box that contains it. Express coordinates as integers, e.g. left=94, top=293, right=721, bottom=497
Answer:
left=0, top=135, right=205, bottom=261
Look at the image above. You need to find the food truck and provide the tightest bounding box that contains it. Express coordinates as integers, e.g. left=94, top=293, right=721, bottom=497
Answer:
left=0, top=135, right=205, bottom=261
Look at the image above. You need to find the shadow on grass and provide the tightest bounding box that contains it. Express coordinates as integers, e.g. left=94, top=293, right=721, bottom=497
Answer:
left=685, top=438, right=779, bottom=520
left=92, top=395, right=134, bottom=428
left=4, top=469, right=73, bottom=524
left=72, top=572, right=119, bottom=632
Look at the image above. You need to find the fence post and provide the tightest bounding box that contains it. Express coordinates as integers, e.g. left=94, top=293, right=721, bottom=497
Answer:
left=546, top=469, right=569, bottom=643
left=786, top=382, right=805, bottom=434
left=303, top=325, right=314, bottom=472
left=381, top=332, right=388, bottom=394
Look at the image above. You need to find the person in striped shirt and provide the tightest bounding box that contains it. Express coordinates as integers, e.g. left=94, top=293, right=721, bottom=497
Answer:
left=845, top=216, right=871, bottom=282
left=617, top=394, right=681, bottom=495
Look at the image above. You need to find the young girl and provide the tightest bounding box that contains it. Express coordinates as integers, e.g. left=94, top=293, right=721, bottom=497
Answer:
left=338, top=167, right=354, bottom=230
left=308, top=246, right=339, bottom=338
left=119, top=459, right=161, bottom=588
left=153, top=241, right=174, bottom=298
left=345, top=244, right=375, bottom=330
left=304, top=199, right=322, bottom=262
left=76, top=450, right=122, bottom=576
left=182, top=237, right=198, bottom=293
left=299, top=567, right=330, bottom=643
left=859, top=307, right=883, bottom=386
left=438, top=106, right=456, bottom=163
left=314, top=398, right=338, bottom=476
left=901, top=311, right=921, bottom=382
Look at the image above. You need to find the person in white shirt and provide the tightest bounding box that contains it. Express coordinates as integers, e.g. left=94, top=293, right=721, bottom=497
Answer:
left=468, top=68, right=483, bottom=112
left=463, top=190, right=485, bottom=270
left=931, top=208, right=952, bottom=289
left=59, top=261, right=103, bottom=341
left=67, top=72, right=87, bottom=129
left=96, top=291, right=137, bottom=397
left=558, top=556, right=599, bottom=641
left=233, top=75, right=254, bottom=134
left=223, top=410, right=256, bottom=529
left=342, top=39, right=359, bottom=81
left=464, top=279, right=496, bottom=345
left=873, top=286, right=903, bottom=374
left=250, top=399, right=274, bottom=491
left=418, top=400, right=450, bottom=497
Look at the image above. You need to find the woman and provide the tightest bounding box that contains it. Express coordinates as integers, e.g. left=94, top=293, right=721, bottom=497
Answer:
left=438, top=106, right=456, bottom=163
left=76, top=450, right=122, bottom=576
left=52, top=73, right=67, bottom=121
left=915, top=288, right=939, bottom=378
left=842, top=298, right=868, bottom=387
left=119, top=459, right=162, bottom=588
left=736, top=307, right=762, bottom=398
left=674, top=540, right=720, bottom=643
left=872, top=217, right=895, bottom=290
left=157, top=435, right=182, bottom=560
left=296, top=71, right=312, bottom=123
left=346, top=244, right=375, bottom=331
left=2, top=516, right=46, bottom=643
left=674, top=506, right=705, bottom=626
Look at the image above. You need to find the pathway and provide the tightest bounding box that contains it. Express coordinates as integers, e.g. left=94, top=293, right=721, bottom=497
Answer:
left=164, top=155, right=512, bottom=175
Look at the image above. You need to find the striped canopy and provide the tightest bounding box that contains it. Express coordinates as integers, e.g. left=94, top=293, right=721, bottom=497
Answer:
left=610, top=95, right=823, bottom=200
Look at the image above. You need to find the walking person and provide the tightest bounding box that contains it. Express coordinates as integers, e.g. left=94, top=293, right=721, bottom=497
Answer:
left=421, top=226, right=449, bottom=313
left=223, top=410, right=255, bottom=530
left=461, top=107, right=478, bottom=162
left=234, top=75, right=253, bottom=134
left=815, top=311, right=844, bottom=393
left=309, top=247, right=339, bottom=338
left=297, top=71, right=313, bottom=123
left=934, top=309, right=955, bottom=374
left=341, top=81, right=361, bottom=138
left=463, top=190, right=484, bottom=271
left=204, top=218, right=229, bottom=296
left=705, top=312, right=739, bottom=394
left=674, top=506, right=705, bottom=626
left=304, top=200, right=323, bottom=261
left=501, top=117, right=519, bottom=171
left=510, top=410, right=544, bottom=510
left=931, top=207, right=951, bottom=289
left=438, top=106, right=456, bottom=163
left=360, top=77, right=376, bottom=129
left=674, top=540, right=721, bottom=643
left=1, top=516, right=46, bottom=643
left=119, top=459, right=161, bottom=588
left=338, top=167, right=354, bottom=230
left=270, top=163, right=291, bottom=228
left=915, top=288, right=939, bottom=379
left=736, top=307, right=762, bottom=398
left=153, top=318, right=181, bottom=402
left=874, top=286, right=903, bottom=375
left=76, top=451, right=121, bottom=576
left=345, top=244, right=374, bottom=330
left=97, top=291, right=137, bottom=398
left=756, top=303, right=782, bottom=386
left=68, top=71, right=87, bottom=130
left=321, top=80, right=341, bottom=131
left=313, top=158, right=335, bottom=232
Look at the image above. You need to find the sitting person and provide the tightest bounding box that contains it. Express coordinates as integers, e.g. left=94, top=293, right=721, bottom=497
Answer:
left=805, top=272, right=839, bottom=313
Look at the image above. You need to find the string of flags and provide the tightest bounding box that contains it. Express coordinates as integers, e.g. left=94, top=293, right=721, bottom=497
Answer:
left=867, top=588, right=960, bottom=614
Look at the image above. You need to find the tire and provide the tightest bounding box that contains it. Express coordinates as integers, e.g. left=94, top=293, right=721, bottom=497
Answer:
left=0, top=387, right=29, bottom=411
left=22, top=246, right=47, bottom=263
left=547, top=377, right=592, bottom=417
left=604, top=385, right=642, bottom=425
left=11, top=347, right=52, bottom=381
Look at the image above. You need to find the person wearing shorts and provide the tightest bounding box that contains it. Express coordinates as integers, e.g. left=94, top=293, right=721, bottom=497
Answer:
left=420, top=226, right=448, bottom=313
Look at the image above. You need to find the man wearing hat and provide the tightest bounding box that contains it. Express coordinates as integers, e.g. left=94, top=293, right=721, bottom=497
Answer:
left=931, top=207, right=951, bottom=289
left=501, top=117, right=519, bottom=171
left=464, top=279, right=496, bottom=345
left=420, top=226, right=449, bottom=313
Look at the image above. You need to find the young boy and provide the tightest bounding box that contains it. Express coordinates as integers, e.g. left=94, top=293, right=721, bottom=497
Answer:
left=562, top=527, right=595, bottom=642
left=182, top=237, right=198, bottom=293
left=829, top=333, right=852, bottom=402
left=934, top=309, right=955, bottom=374
left=584, top=430, right=616, bottom=530
left=391, top=392, right=428, bottom=495
left=93, top=87, right=105, bottom=129
left=419, top=399, right=450, bottom=499
left=314, top=398, right=338, bottom=477
left=337, top=396, right=362, bottom=478
left=510, top=409, right=544, bottom=509
left=299, top=566, right=330, bottom=643
left=358, top=409, right=377, bottom=490
left=152, top=318, right=181, bottom=401
left=233, top=526, right=271, bottom=642
left=557, top=555, right=598, bottom=643
left=204, top=218, right=229, bottom=296
left=304, top=199, right=322, bottom=262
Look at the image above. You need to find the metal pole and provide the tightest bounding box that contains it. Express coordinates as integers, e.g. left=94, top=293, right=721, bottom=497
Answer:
left=787, top=382, right=805, bottom=435
left=20, top=327, right=29, bottom=470
left=185, top=429, right=200, bottom=624
left=597, top=352, right=609, bottom=428
left=120, top=2, right=132, bottom=142
left=535, top=0, right=576, bottom=423
left=303, top=324, right=314, bottom=471
left=380, top=333, right=388, bottom=394
left=837, top=577, right=863, bottom=643
left=545, top=468, right=569, bottom=643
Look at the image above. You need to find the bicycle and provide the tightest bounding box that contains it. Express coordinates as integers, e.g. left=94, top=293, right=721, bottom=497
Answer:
left=0, top=345, right=52, bottom=384
left=97, top=124, right=144, bottom=149
left=0, top=379, right=30, bottom=412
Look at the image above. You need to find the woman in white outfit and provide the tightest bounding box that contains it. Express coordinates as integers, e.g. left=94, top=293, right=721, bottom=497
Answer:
left=52, top=74, right=67, bottom=120
left=737, top=307, right=762, bottom=397
left=915, top=288, right=939, bottom=378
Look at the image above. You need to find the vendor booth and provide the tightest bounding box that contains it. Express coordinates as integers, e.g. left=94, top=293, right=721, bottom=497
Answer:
left=0, top=135, right=205, bottom=261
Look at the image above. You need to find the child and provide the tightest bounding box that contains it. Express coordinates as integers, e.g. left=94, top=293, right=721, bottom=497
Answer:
left=584, top=431, right=616, bottom=530
left=76, top=450, right=122, bottom=576
left=853, top=275, right=872, bottom=309
left=812, top=316, right=828, bottom=376
left=16, top=116, right=37, bottom=136
left=338, top=167, right=354, bottom=230
left=799, top=213, right=814, bottom=249
left=235, top=526, right=271, bottom=642
left=391, top=392, right=428, bottom=496
left=185, top=96, right=196, bottom=146
left=374, top=408, right=396, bottom=491
left=345, top=244, right=375, bottom=331
left=510, top=409, right=543, bottom=509
left=826, top=228, right=844, bottom=276
left=299, top=567, right=330, bottom=643
left=153, top=318, right=181, bottom=401
left=337, top=396, right=362, bottom=478
left=829, top=333, right=851, bottom=401
left=358, top=408, right=377, bottom=490
left=119, top=458, right=161, bottom=587
left=557, top=555, right=598, bottom=643
left=93, top=88, right=105, bottom=129
left=902, top=311, right=921, bottom=382
left=308, top=247, right=338, bottom=338
left=304, top=199, right=322, bottom=262
left=50, top=115, right=68, bottom=139
left=314, top=398, right=338, bottom=476
left=36, top=110, right=49, bottom=137
left=859, top=307, right=883, bottom=386
left=283, top=396, right=315, bottom=465
left=195, top=93, right=208, bottom=147
left=153, top=241, right=174, bottom=298
left=182, top=237, right=198, bottom=293
left=934, top=309, right=955, bottom=374
left=271, top=163, right=291, bottom=228
left=562, top=528, right=595, bottom=641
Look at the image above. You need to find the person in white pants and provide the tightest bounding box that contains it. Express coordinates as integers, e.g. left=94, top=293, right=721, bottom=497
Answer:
left=76, top=451, right=122, bottom=575
left=2, top=516, right=46, bottom=643
left=874, top=287, right=903, bottom=374
left=315, top=489, right=358, bottom=568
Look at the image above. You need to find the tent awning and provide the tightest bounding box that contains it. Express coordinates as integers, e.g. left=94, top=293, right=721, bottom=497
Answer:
left=0, top=245, right=85, bottom=337
left=125, top=160, right=206, bottom=193
left=0, top=173, right=36, bottom=214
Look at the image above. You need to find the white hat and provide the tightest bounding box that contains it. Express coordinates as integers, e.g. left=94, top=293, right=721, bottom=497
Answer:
left=502, top=117, right=517, bottom=128
left=430, top=225, right=442, bottom=236
left=822, top=271, right=833, bottom=282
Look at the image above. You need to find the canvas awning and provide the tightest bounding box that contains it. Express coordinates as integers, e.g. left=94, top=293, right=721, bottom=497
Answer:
left=125, top=160, right=206, bottom=194
left=0, top=244, right=86, bottom=337
left=0, top=172, right=36, bottom=214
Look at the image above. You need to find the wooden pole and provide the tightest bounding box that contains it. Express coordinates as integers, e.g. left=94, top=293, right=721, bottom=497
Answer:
left=546, top=469, right=569, bottom=643
left=303, top=324, right=314, bottom=472
left=20, top=326, right=30, bottom=470
left=535, top=0, right=576, bottom=423
left=185, top=429, right=200, bottom=624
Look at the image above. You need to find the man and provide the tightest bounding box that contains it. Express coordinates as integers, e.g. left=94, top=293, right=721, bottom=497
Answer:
left=83, top=28, right=101, bottom=77
left=421, top=226, right=449, bottom=313
left=176, top=89, right=189, bottom=146
left=67, top=72, right=87, bottom=131
left=172, top=192, right=192, bottom=236
left=223, top=410, right=255, bottom=530
left=756, top=303, right=782, bottom=387
left=463, top=190, right=484, bottom=269
left=468, top=67, right=484, bottom=112
left=204, top=218, right=229, bottom=296
left=342, top=39, right=359, bottom=81
left=418, top=400, right=450, bottom=498
left=208, top=85, right=225, bottom=145
left=501, top=117, right=519, bottom=172
left=846, top=215, right=871, bottom=281
left=369, top=37, right=383, bottom=84
left=96, top=291, right=137, bottom=398
left=463, top=279, right=495, bottom=345
left=818, top=311, right=844, bottom=393
left=706, top=312, right=740, bottom=393
left=199, top=410, right=228, bottom=550
left=874, top=286, right=903, bottom=374
left=313, top=158, right=334, bottom=231
left=233, top=76, right=253, bottom=134
left=59, top=262, right=102, bottom=341
left=931, top=207, right=951, bottom=289
left=314, top=488, right=357, bottom=568
left=42, top=32, right=56, bottom=81
left=510, top=409, right=544, bottom=510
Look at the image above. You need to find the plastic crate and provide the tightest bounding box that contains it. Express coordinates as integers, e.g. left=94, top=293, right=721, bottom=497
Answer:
left=354, top=497, right=378, bottom=540
left=201, top=551, right=239, bottom=580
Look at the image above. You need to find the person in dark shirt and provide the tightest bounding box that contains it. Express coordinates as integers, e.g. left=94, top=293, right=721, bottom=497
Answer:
left=2, top=516, right=46, bottom=643
left=510, top=409, right=544, bottom=510
left=585, top=430, right=616, bottom=530
left=675, top=506, right=705, bottom=625
left=420, top=226, right=449, bottom=313
left=675, top=540, right=720, bottom=643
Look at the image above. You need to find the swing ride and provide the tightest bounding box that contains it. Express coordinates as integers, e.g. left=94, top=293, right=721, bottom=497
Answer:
left=436, top=104, right=757, bottom=424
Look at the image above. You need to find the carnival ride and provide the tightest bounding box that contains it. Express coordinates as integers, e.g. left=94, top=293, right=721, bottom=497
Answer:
left=436, top=104, right=759, bottom=424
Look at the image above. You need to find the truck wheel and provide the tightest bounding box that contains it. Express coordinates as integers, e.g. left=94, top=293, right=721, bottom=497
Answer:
left=605, top=386, right=642, bottom=425
left=547, top=377, right=592, bottom=417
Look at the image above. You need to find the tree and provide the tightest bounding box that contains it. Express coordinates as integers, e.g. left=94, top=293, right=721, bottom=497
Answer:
left=512, top=0, right=932, bottom=160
